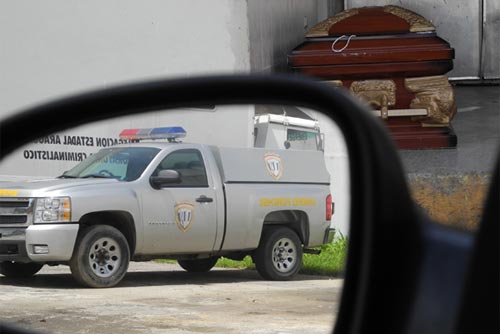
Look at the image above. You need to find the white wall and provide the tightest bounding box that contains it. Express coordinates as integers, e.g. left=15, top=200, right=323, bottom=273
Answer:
left=246, top=0, right=345, bottom=72
left=0, top=0, right=253, bottom=178
left=0, top=106, right=254, bottom=181
left=0, top=0, right=250, bottom=116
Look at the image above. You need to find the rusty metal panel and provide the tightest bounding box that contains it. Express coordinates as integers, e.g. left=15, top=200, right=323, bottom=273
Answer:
left=345, top=0, right=482, bottom=79
left=483, top=0, right=500, bottom=79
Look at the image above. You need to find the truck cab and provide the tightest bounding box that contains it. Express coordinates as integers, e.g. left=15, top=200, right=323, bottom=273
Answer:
left=254, top=113, right=324, bottom=151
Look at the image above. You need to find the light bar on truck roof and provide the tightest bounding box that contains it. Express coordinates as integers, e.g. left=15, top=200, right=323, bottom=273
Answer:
left=254, top=114, right=319, bottom=129
left=119, top=127, right=187, bottom=141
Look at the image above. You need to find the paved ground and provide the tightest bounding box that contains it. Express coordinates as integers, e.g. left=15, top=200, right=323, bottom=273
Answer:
left=0, top=262, right=342, bottom=334
left=398, top=85, right=499, bottom=229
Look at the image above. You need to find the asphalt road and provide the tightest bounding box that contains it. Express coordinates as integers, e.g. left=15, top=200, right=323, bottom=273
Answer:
left=0, top=262, right=342, bottom=334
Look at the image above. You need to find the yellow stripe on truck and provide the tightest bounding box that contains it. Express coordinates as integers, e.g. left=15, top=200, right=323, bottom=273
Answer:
left=260, top=197, right=316, bottom=207
left=0, top=189, right=18, bottom=196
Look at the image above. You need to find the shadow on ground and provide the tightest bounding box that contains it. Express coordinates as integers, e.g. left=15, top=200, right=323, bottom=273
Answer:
left=0, top=267, right=330, bottom=289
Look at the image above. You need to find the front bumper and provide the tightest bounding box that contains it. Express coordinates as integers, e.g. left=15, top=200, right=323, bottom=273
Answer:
left=0, top=224, right=79, bottom=263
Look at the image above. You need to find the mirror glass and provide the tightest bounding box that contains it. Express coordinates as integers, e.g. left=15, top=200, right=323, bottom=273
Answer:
left=394, top=85, right=500, bottom=231
left=0, top=104, right=350, bottom=334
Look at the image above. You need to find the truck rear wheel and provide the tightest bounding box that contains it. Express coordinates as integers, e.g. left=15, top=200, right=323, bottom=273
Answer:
left=69, top=225, right=130, bottom=288
left=0, top=262, right=44, bottom=278
left=178, top=257, right=219, bottom=272
left=254, top=227, right=303, bottom=280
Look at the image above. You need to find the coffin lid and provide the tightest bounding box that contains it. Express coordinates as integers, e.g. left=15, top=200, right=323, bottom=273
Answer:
left=306, top=5, right=435, bottom=38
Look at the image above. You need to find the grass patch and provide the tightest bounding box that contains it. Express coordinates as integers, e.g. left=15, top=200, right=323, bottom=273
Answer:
left=155, top=259, right=177, bottom=264
left=300, top=237, right=347, bottom=276
left=216, top=256, right=254, bottom=269
left=155, top=237, right=347, bottom=276
left=215, top=236, right=347, bottom=276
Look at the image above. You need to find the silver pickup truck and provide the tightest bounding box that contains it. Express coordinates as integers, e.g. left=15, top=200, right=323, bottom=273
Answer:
left=0, top=128, right=334, bottom=287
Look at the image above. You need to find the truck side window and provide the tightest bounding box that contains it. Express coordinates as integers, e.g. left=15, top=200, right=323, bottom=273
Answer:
left=155, top=149, right=208, bottom=187
left=287, top=128, right=320, bottom=151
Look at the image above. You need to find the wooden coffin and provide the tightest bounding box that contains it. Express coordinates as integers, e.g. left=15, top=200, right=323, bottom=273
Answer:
left=288, top=6, right=457, bottom=149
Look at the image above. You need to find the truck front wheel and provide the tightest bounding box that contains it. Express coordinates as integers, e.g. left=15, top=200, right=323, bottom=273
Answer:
left=178, top=257, right=219, bottom=273
left=0, top=262, right=44, bottom=278
left=254, top=227, right=303, bottom=280
left=69, top=225, right=130, bottom=288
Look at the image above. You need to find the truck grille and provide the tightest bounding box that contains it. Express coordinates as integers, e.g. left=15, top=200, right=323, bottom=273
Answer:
left=0, top=215, right=28, bottom=224
left=0, top=201, right=30, bottom=208
left=0, top=198, right=33, bottom=226
left=0, top=244, right=19, bottom=255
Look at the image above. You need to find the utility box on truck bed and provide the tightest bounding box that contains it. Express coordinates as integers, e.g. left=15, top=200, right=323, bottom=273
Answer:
left=0, top=127, right=334, bottom=287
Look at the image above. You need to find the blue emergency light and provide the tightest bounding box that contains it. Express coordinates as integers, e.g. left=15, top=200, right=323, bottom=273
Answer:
left=119, top=127, right=186, bottom=142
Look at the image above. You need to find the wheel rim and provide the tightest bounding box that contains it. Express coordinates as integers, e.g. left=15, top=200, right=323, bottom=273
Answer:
left=272, top=237, right=297, bottom=273
left=88, top=237, right=122, bottom=278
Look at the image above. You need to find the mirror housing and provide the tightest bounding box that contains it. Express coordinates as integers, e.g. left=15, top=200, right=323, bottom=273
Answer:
left=150, top=169, right=180, bottom=189
left=0, top=74, right=494, bottom=334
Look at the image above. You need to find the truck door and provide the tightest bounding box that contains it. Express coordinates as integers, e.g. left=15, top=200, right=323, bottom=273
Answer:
left=141, top=148, right=217, bottom=254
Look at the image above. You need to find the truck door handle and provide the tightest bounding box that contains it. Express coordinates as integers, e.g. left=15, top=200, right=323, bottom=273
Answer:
left=196, top=195, right=213, bottom=203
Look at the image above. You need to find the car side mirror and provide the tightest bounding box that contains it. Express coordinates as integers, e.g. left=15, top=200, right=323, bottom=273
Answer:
left=150, top=169, right=180, bottom=189
left=0, top=75, right=496, bottom=334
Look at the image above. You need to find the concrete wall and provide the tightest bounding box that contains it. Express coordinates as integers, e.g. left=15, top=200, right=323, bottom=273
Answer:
left=245, top=0, right=344, bottom=71
left=0, top=0, right=254, bottom=177
left=0, top=106, right=255, bottom=181
left=0, top=0, right=250, bottom=116
left=247, top=1, right=319, bottom=72
left=483, top=0, right=500, bottom=79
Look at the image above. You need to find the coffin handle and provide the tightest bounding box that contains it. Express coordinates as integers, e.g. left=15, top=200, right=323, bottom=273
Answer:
left=331, top=34, right=356, bottom=53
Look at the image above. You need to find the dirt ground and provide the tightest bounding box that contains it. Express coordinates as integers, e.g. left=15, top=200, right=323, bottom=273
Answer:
left=0, top=261, right=343, bottom=334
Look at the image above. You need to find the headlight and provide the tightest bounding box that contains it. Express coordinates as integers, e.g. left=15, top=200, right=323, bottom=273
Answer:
left=34, top=197, right=71, bottom=223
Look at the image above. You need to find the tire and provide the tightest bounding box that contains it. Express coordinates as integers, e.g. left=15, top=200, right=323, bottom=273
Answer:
left=0, top=262, right=44, bottom=278
left=69, top=225, right=130, bottom=288
left=254, top=226, right=303, bottom=280
left=178, top=257, right=219, bottom=273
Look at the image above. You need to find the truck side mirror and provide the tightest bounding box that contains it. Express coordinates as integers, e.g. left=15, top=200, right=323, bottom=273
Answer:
left=149, top=169, right=181, bottom=189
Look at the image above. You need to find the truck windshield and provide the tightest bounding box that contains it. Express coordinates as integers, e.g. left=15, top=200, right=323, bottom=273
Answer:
left=60, top=147, right=160, bottom=181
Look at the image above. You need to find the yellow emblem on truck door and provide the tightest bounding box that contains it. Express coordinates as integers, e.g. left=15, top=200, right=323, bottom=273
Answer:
left=264, top=153, right=283, bottom=180
left=175, top=202, right=195, bottom=232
